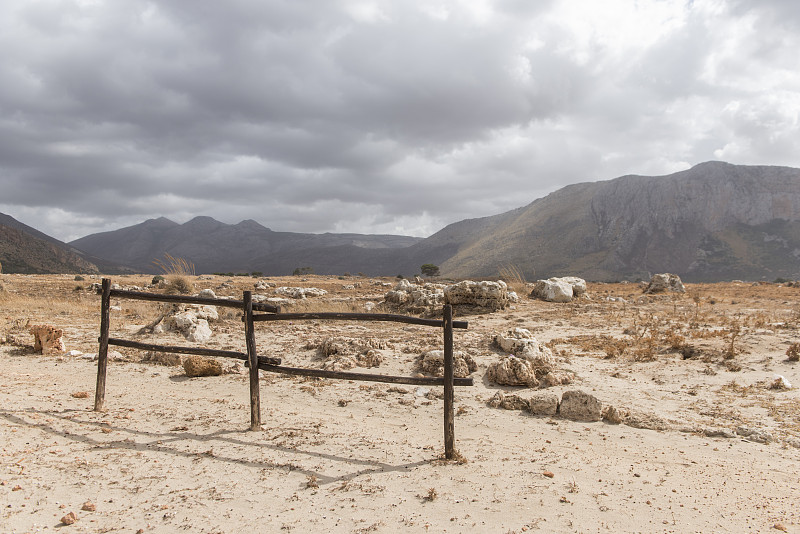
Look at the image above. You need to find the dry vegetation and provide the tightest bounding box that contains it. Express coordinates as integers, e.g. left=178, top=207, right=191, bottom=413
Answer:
left=1, top=273, right=799, bottom=532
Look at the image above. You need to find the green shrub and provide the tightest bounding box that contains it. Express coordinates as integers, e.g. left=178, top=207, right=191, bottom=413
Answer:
left=152, top=275, right=166, bottom=284
left=420, top=264, right=440, bottom=277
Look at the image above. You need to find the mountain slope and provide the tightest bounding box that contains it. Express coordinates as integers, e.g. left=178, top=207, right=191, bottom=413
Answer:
left=433, top=162, right=800, bottom=281
left=0, top=222, right=99, bottom=274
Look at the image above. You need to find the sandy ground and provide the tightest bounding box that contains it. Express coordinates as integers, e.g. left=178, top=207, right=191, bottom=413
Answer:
left=1, top=273, right=799, bottom=533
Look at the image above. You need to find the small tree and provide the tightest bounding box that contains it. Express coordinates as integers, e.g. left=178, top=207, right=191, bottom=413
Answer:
left=420, top=264, right=440, bottom=277
left=293, top=266, right=314, bottom=276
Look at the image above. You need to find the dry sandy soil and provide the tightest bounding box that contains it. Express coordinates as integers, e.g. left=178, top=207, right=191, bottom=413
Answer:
left=1, top=273, right=799, bottom=533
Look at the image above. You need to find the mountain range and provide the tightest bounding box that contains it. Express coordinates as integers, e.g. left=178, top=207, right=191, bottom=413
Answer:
left=2, top=162, right=799, bottom=281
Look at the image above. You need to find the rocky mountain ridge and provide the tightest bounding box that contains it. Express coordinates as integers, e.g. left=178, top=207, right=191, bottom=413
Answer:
left=3, top=162, right=799, bottom=281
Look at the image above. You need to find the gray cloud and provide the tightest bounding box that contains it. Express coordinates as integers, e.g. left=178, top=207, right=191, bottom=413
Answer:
left=1, top=0, right=798, bottom=242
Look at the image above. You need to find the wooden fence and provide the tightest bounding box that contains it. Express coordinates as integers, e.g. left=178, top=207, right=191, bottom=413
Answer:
left=94, top=278, right=472, bottom=458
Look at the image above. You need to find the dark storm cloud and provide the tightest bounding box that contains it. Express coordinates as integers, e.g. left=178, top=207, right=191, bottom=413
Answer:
left=0, top=0, right=798, bottom=241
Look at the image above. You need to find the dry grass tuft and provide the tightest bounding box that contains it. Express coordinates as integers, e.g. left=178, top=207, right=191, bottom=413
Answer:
left=498, top=264, right=528, bottom=294
left=153, top=253, right=195, bottom=276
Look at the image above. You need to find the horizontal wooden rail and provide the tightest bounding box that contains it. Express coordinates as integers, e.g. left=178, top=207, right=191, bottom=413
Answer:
left=253, top=311, right=468, bottom=329
left=108, top=288, right=280, bottom=313
left=108, top=337, right=282, bottom=365
left=257, top=358, right=473, bottom=387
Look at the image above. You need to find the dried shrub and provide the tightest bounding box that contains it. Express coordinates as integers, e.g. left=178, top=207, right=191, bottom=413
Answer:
left=166, top=275, right=193, bottom=295
left=787, top=343, right=800, bottom=362
left=498, top=264, right=528, bottom=294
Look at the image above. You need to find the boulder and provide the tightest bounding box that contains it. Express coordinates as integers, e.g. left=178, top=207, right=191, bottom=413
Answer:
left=559, top=390, right=602, bottom=421
left=183, top=355, right=223, bottom=377
left=528, top=392, right=559, bottom=416
left=444, top=280, right=509, bottom=310
left=418, top=350, right=477, bottom=378
left=29, top=324, right=65, bottom=355
left=487, top=391, right=529, bottom=410
left=540, top=370, right=575, bottom=387
left=530, top=277, right=587, bottom=302
left=141, top=351, right=183, bottom=366
left=644, top=273, right=685, bottom=294
left=530, top=279, right=574, bottom=303
left=560, top=276, right=587, bottom=296
left=486, top=356, right=539, bottom=387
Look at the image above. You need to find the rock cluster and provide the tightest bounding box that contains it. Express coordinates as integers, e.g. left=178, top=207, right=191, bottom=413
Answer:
left=274, top=287, right=327, bottom=299
left=530, top=277, right=586, bottom=303
left=487, top=389, right=602, bottom=420
left=385, top=279, right=511, bottom=312
left=486, top=328, right=571, bottom=388
left=384, top=279, right=446, bottom=310
left=316, top=336, right=390, bottom=371
left=139, top=302, right=219, bottom=342
left=417, top=349, right=477, bottom=378
left=644, top=273, right=685, bottom=293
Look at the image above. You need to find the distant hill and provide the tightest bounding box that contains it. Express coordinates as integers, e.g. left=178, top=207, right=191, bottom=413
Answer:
left=426, top=161, right=800, bottom=282
left=0, top=213, right=101, bottom=274
left=69, top=217, right=423, bottom=274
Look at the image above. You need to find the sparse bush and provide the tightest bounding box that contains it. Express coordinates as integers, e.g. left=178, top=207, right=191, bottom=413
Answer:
left=251, top=271, right=263, bottom=277
left=722, top=322, right=741, bottom=360
left=293, top=266, right=314, bottom=276
left=788, top=343, right=800, bottom=362
left=152, top=275, right=165, bottom=284
left=74, top=275, right=85, bottom=281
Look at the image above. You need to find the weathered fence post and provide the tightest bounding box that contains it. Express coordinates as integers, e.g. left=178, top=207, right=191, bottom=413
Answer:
left=443, top=304, right=455, bottom=459
left=94, top=278, right=111, bottom=411
left=243, top=291, right=261, bottom=430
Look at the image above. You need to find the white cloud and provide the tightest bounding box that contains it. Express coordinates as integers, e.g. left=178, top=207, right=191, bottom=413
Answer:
left=0, top=0, right=798, bottom=242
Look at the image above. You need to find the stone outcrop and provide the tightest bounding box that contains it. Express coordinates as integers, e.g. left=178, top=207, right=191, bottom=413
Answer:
left=443, top=280, right=509, bottom=310
left=29, top=324, right=65, bottom=355
left=644, top=273, right=686, bottom=293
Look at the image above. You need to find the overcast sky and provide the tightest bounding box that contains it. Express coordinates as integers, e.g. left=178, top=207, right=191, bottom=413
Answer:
left=1, top=0, right=799, bottom=242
